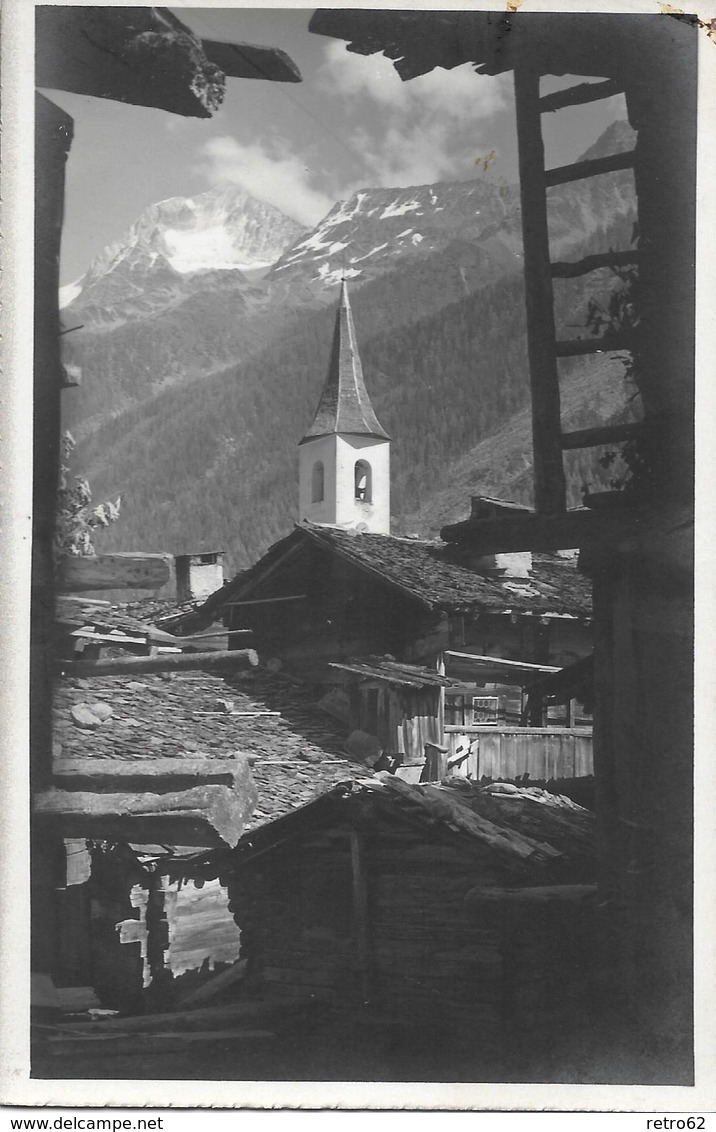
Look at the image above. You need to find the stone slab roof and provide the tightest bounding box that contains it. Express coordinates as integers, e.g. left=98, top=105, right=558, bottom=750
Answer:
left=52, top=667, right=366, bottom=833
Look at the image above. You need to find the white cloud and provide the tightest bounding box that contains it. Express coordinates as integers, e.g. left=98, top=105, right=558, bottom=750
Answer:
left=317, top=41, right=510, bottom=187
left=195, top=136, right=335, bottom=227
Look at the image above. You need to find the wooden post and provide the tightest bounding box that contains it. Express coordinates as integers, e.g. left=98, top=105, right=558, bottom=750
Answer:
left=32, top=95, right=73, bottom=989
left=350, top=830, right=370, bottom=1002
left=513, top=62, right=566, bottom=515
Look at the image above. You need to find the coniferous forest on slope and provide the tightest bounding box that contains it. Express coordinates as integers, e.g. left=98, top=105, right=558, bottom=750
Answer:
left=73, top=212, right=637, bottom=575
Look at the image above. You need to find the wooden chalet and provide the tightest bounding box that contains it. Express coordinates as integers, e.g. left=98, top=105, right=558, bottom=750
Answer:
left=164, top=775, right=599, bottom=1079
left=308, top=9, right=697, bottom=1077
left=179, top=523, right=592, bottom=678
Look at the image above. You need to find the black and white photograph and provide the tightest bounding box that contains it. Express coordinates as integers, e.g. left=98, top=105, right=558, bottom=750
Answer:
left=2, top=0, right=715, bottom=1112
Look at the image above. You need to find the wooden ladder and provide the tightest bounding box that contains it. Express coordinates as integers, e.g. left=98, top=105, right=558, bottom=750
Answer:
left=513, top=69, right=640, bottom=514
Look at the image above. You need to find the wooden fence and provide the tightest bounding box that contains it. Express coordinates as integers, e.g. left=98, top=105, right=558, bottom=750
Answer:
left=444, top=726, right=593, bottom=781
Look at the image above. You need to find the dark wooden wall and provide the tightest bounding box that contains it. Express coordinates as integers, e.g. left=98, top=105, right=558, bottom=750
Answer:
left=348, top=683, right=443, bottom=762
left=226, top=806, right=525, bottom=1041
left=228, top=546, right=438, bottom=677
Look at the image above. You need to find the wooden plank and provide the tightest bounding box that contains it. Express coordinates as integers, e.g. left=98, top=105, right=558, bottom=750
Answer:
left=55, top=648, right=258, bottom=678
left=539, top=78, right=623, bottom=114
left=69, top=629, right=147, bottom=646
left=58, top=552, right=172, bottom=593
left=550, top=249, right=639, bottom=279
left=560, top=422, right=643, bottom=450
left=544, top=150, right=635, bottom=187
left=513, top=62, right=566, bottom=514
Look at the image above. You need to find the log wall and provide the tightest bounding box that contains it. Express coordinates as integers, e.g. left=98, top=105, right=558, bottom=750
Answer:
left=226, top=810, right=518, bottom=1042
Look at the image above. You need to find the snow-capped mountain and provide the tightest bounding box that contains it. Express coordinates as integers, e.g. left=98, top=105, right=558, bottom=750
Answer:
left=62, top=120, right=638, bottom=569
left=62, top=184, right=307, bottom=319
left=269, top=179, right=523, bottom=296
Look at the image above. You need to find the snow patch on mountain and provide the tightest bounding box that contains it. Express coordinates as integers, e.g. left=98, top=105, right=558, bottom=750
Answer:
left=59, top=278, right=84, bottom=309
left=380, top=199, right=421, bottom=219
left=161, top=225, right=277, bottom=274
left=64, top=184, right=307, bottom=312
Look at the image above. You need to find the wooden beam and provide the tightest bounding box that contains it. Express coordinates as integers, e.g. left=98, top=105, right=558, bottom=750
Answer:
left=445, top=651, right=561, bottom=673
left=440, top=504, right=645, bottom=553
left=539, top=79, right=623, bottom=114
left=350, top=830, right=371, bottom=1001
left=53, top=998, right=322, bottom=1035
left=560, top=422, right=643, bottom=450
left=551, top=249, right=639, bottom=279
left=224, top=594, right=306, bottom=607
left=555, top=337, right=629, bottom=358
left=51, top=758, right=248, bottom=793
left=55, top=647, right=258, bottom=678
left=544, top=150, right=635, bottom=188
left=178, top=628, right=252, bottom=642
left=175, top=959, right=248, bottom=1009
left=201, top=39, right=301, bottom=82
left=34, top=780, right=257, bottom=849
left=465, top=884, right=597, bottom=907
left=57, top=552, right=172, bottom=593
left=513, top=62, right=566, bottom=514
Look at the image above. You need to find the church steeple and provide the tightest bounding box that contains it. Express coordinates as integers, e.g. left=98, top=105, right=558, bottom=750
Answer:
left=299, top=280, right=390, bottom=445
left=298, top=281, right=391, bottom=533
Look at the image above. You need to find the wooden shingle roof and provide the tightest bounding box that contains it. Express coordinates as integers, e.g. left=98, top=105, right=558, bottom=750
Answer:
left=304, top=526, right=591, bottom=616
left=177, top=524, right=592, bottom=627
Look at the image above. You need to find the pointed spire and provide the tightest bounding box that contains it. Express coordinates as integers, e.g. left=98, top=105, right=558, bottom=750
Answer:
left=299, top=281, right=390, bottom=445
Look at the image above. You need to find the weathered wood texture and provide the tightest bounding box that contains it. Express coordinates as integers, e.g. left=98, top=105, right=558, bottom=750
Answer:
left=223, top=803, right=597, bottom=1042
left=35, top=7, right=226, bottom=118
left=589, top=515, right=694, bottom=1057
left=445, top=726, right=593, bottom=781
left=513, top=63, right=565, bottom=514
left=538, top=78, right=623, bottom=113
left=348, top=682, right=443, bottom=763
left=32, top=95, right=73, bottom=988
left=35, top=775, right=257, bottom=849
left=58, top=552, right=173, bottom=593
left=57, top=648, right=258, bottom=678
left=227, top=542, right=441, bottom=677
left=51, top=757, right=248, bottom=793
left=544, top=149, right=635, bottom=188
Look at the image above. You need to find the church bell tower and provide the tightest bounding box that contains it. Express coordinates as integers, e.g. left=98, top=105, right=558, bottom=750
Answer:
left=298, top=281, right=390, bottom=534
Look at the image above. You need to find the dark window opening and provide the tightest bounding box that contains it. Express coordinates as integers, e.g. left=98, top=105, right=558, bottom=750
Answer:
left=312, top=461, right=325, bottom=503
left=354, top=460, right=371, bottom=502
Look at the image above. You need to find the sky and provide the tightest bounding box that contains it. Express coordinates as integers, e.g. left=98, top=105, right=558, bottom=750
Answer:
left=40, top=7, right=626, bottom=285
